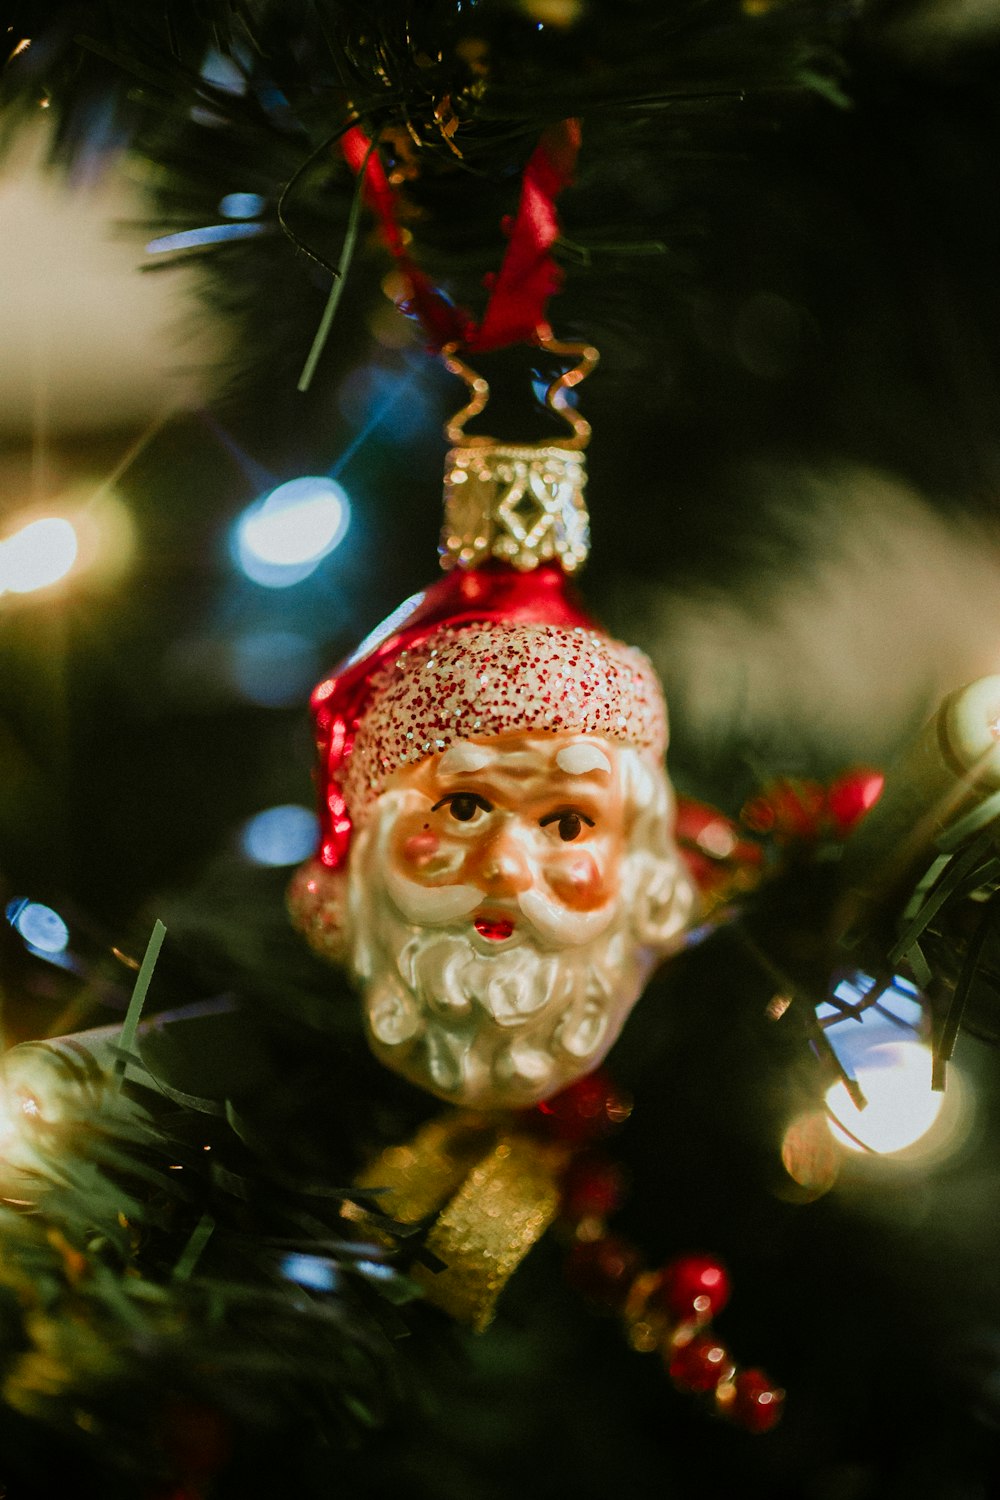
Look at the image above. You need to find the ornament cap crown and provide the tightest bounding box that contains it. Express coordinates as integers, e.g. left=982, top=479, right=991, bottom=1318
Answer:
left=440, top=442, right=589, bottom=574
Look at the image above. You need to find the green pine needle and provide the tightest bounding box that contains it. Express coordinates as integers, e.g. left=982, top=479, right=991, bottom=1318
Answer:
left=113, top=919, right=166, bottom=1089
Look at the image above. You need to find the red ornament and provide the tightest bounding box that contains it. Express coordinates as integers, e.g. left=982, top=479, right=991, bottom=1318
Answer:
left=565, top=1235, right=643, bottom=1309
left=534, top=1070, right=632, bottom=1144
left=667, top=1334, right=734, bottom=1393
left=559, top=1153, right=626, bottom=1223
left=728, top=1368, right=785, bottom=1433
left=825, top=769, right=883, bottom=835
left=650, top=1254, right=731, bottom=1324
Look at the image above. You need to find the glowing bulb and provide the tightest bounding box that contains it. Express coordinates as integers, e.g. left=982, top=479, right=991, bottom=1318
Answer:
left=945, top=675, right=1000, bottom=787
left=234, top=477, right=350, bottom=588
left=825, top=1042, right=944, bottom=1155
left=6, top=899, right=70, bottom=954
left=0, top=517, right=78, bottom=594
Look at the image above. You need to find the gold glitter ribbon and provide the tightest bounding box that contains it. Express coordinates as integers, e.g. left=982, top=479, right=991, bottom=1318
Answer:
left=349, top=1112, right=567, bottom=1332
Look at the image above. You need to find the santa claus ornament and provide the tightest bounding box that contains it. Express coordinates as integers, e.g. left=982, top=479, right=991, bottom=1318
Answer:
left=289, top=119, right=694, bottom=1109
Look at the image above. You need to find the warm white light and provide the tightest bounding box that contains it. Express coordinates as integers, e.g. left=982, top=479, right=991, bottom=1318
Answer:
left=0, top=517, right=77, bottom=594
left=235, top=477, right=350, bottom=587
left=825, top=1042, right=944, bottom=1155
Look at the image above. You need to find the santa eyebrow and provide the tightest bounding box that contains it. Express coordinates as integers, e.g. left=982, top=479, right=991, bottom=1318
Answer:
left=431, top=792, right=493, bottom=813
left=538, top=808, right=595, bottom=827
left=438, top=743, right=491, bottom=774
left=555, top=745, right=612, bottom=776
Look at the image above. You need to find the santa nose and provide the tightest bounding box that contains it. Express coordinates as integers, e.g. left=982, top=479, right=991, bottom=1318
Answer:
left=473, top=823, right=532, bottom=895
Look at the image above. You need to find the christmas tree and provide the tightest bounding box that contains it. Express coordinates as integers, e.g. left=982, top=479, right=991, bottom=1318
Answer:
left=2, top=3, right=1000, bottom=1496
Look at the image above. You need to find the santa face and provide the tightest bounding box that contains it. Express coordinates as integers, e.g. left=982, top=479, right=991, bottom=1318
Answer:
left=385, top=733, right=625, bottom=951
left=340, top=732, right=693, bottom=1108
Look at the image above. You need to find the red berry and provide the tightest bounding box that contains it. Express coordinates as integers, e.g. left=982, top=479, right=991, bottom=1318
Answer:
left=559, top=1154, right=626, bottom=1223
left=533, top=1070, right=632, bottom=1144
left=651, top=1254, right=731, bottom=1323
left=729, top=1368, right=784, bottom=1433
left=826, top=770, right=883, bottom=835
left=667, top=1334, right=734, bottom=1393
left=565, top=1235, right=643, bottom=1310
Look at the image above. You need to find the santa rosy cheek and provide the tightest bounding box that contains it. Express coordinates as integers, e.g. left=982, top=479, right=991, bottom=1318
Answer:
left=402, top=831, right=440, bottom=868
left=547, top=855, right=607, bottom=908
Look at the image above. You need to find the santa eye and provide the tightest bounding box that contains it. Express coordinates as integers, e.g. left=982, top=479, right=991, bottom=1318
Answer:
left=432, top=792, right=492, bottom=823
left=539, top=809, right=595, bottom=842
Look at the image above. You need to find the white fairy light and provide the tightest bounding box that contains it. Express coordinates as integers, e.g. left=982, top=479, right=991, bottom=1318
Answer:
left=0, top=517, right=77, bottom=594
left=819, top=973, right=959, bottom=1158
left=825, top=1042, right=945, bottom=1155
left=234, top=477, right=350, bottom=587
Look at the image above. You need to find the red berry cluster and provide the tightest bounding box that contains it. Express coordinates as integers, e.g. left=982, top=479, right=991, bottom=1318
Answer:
left=529, top=1072, right=784, bottom=1435
left=741, top=769, right=883, bottom=844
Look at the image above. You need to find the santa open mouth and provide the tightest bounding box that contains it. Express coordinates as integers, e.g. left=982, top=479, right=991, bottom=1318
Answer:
left=473, top=915, right=515, bottom=942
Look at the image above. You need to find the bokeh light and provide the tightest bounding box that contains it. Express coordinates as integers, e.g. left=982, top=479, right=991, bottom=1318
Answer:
left=825, top=1043, right=944, bottom=1155
left=240, top=805, right=319, bottom=866
left=818, top=974, right=954, bottom=1157
left=0, top=517, right=77, bottom=594
left=219, top=192, right=265, bottom=218
left=281, top=1252, right=339, bottom=1291
left=5, top=899, right=70, bottom=954
left=234, top=476, right=350, bottom=588
left=0, top=491, right=135, bottom=601
left=146, top=222, right=264, bottom=255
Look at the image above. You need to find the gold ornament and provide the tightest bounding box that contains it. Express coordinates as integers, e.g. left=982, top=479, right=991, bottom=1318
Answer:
left=348, top=1112, right=569, bottom=1331
left=440, top=442, right=589, bottom=573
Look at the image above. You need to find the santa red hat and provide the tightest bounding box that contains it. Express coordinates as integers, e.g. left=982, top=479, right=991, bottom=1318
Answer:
left=306, top=561, right=667, bottom=874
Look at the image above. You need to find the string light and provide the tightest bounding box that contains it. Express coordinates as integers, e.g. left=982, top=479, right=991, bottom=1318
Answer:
left=234, top=477, right=351, bottom=588
left=825, top=1044, right=945, bottom=1155
left=819, top=974, right=952, bottom=1157
left=0, top=491, right=134, bottom=603
left=0, top=517, right=77, bottom=595
left=5, top=899, right=69, bottom=955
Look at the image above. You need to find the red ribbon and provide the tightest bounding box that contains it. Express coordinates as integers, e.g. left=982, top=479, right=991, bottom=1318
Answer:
left=341, top=118, right=580, bottom=353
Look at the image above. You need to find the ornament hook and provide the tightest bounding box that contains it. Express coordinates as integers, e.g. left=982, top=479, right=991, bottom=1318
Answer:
left=441, top=334, right=599, bottom=449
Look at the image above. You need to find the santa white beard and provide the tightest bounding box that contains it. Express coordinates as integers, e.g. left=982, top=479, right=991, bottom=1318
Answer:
left=343, top=805, right=667, bottom=1107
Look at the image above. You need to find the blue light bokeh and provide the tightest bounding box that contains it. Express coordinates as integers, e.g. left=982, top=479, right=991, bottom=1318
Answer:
left=6, top=899, right=70, bottom=954
left=219, top=193, right=266, bottom=219
left=233, top=476, right=351, bottom=589
left=240, top=805, right=319, bottom=866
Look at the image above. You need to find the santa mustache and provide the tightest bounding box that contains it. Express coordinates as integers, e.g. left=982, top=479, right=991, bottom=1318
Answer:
left=383, top=865, right=617, bottom=947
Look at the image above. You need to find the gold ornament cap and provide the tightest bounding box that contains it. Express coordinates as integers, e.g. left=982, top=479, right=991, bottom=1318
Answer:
left=440, top=442, right=589, bottom=573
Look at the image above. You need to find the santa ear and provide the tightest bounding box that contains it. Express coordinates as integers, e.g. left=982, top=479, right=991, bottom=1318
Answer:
left=287, top=858, right=349, bottom=965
